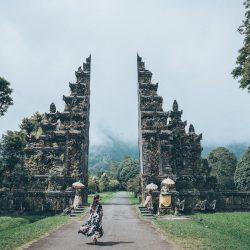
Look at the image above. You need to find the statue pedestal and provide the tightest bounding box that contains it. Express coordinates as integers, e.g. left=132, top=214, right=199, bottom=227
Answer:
left=158, top=189, right=179, bottom=215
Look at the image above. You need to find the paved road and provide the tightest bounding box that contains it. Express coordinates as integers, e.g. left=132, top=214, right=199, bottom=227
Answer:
left=25, top=192, right=176, bottom=250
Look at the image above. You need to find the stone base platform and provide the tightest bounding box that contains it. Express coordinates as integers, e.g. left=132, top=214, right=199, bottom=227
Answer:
left=0, top=190, right=75, bottom=214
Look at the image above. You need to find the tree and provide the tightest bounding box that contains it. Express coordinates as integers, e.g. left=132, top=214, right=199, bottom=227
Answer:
left=208, top=147, right=237, bottom=190
left=0, top=130, right=27, bottom=190
left=99, top=173, right=110, bottom=192
left=20, top=112, right=45, bottom=135
left=0, top=77, right=13, bottom=116
left=127, top=175, right=140, bottom=197
left=108, top=179, right=120, bottom=191
left=106, top=156, right=139, bottom=190
left=115, top=156, right=139, bottom=190
left=234, top=147, right=250, bottom=191
left=88, top=155, right=139, bottom=192
left=0, top=112, right=47, bottom=190
left=88, top=176, right=100, bottom=194
left=232, top=0, right=250, bottom=91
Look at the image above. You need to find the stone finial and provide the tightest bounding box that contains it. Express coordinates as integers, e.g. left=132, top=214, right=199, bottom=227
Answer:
left=137, top=54, right=145, bottom=70
left=86, top=54, right=91, bottom=63
left=83, top=55, right=91, bottom=71
left=189, top=124, right=195, bottom=133
left=50, top=102, right=56, bottom=113
left=173, top=100, right=178, bottom=111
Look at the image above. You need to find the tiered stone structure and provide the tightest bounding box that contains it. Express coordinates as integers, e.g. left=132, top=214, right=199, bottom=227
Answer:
left=137, top=55, right=217, bottom=212
left=3, top=56, right=91, bottom=213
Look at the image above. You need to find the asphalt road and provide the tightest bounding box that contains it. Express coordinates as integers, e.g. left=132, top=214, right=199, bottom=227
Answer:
left=25, top=192, right=176, bottom=250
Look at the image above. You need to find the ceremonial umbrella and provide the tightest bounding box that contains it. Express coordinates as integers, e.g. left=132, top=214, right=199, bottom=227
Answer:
left=146, top=183, right=158, bottom=191
left=161, top=177, right=175, bottom=187
left=72, top=181, right=85, bottom=189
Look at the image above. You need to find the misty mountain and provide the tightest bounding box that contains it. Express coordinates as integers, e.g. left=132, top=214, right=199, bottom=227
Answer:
left=88, top=134, right=138, bottom=175
left=202, top=143, right=249, bottom=159
left=88, top=132, right=249, bottom=175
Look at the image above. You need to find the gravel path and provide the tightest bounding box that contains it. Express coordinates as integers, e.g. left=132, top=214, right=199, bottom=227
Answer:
left=25, top=192, right=176, bottom=250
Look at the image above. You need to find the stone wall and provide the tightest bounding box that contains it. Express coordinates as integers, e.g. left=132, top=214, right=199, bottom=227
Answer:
left=0, top=190, right=75, bottom=214
left=216, top=191, right=250, bottom=211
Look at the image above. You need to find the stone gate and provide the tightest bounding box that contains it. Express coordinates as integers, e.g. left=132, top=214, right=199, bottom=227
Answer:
left=0, top=56, right=91, bottom=213
left=1, top=54, right=250, bottom=214
left=137, top=54, right=250, bottom=213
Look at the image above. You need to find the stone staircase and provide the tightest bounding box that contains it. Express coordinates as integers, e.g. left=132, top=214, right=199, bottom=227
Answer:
left=70, top=205, right=85, bottom=217
left=138, top=206, right=154, bottom=218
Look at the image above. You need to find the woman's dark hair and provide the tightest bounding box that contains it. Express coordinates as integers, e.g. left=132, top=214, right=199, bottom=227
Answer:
left=93, top=195, right=100, bottom=201
left=91, top=195, right=100, bottom=212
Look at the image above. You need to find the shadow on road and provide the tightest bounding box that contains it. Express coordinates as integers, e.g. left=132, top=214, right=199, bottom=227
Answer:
left=86, top=241, right=134, bottom=246
left=103, top=203, right=133, bottom=206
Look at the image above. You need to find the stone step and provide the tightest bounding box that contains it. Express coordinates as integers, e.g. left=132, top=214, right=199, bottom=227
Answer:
left=141, top=211, right=151, bottom=214
left=142, top=214, right=154, bottom=217
left=70, top=208, right=85, bottom=217
left=75, top=207, right=85, bottom=210
left=139, top=208, right=152, bottom=212
left=70, top=212, right=82, bottom=216
left=72, top=210, right=84, bottom=214
left=139, top=208, right=148, bottom=211
left=75, top=208, right=84, bottom=211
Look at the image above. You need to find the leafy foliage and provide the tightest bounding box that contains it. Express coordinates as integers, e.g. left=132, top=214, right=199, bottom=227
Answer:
left=0, top=131, right=27, bottom=190
left=232, top=0, right=250, bottom=91
left=88, top=156, right=139, bottom=193
left=208, top=147, right=237, bottom=190
left=88, top=176, right=100, bottom=194
left=99, top=173, right=110, bottom=192
left=127, top=175, right=140, bottom=195
left=20, top=112, right=45, bottom=136
left=202, top=143, right=248, bottom=159
left=108, top=155, right=139, bottom=190
left=234, top=147, right=250, bottom=191
left=0, top=112, right=45, bottom=190
left=0, top=77, right=13, bottom=116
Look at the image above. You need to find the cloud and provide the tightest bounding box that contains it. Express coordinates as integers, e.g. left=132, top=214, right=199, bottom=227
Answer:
left=0, top=0, right=249, bottom=145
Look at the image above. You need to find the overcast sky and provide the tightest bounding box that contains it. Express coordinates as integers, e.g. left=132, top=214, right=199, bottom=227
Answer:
left=0, top=0, right=249, bottom=146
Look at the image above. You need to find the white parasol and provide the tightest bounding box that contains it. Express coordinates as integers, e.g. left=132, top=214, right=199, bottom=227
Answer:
left=146, top=183, right=158, bottom=191
left=72, top=181, right=85, bottom=189
left=161, top=177, right=175, bottom=187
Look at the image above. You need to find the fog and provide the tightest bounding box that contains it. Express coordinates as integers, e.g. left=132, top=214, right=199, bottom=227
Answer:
left=0, top=0, right=249, bottom=146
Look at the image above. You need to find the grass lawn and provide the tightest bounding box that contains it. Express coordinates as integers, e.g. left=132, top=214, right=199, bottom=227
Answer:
left=88, top=191, right=117, bottom=204
left=126, top=192, right=140, bottom=205
left=0, top=215, right=69, bottom=250
left=0, top=191, right=117, bottom=250
left=154, top=212, right=250, bottom=250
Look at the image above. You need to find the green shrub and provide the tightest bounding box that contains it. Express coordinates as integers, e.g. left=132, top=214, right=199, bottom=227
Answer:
left=208, top=147, right=237, bottom=190
left=235, top=147, right=250, bottom=191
